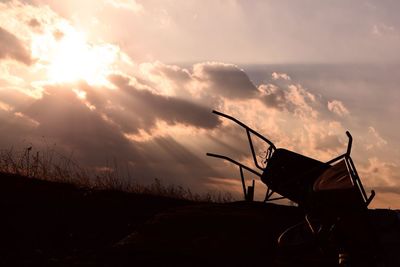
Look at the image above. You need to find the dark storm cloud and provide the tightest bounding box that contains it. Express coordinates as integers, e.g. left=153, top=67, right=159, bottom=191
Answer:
left=22, top=87, right=139, bottom=165
left=0, top=76, right=221, bottom=177
left=258, top=84, right=287, bottom=111
left=128, top=86, right=220, bottom=130
left=0, top=27, right=33, bottom=65
left=0, top=83, right=223, bottom=187
left=87, top=75, right=221, bottom=134
left=193, top=62, right=258, bottom=99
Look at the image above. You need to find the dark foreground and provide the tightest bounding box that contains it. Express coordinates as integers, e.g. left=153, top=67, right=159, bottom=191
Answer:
left=1, top=173, right=399, bottom=266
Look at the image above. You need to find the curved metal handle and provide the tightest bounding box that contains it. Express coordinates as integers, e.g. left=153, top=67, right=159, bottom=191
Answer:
left=206, top=153, right=262, bottom=177
left=346, top=131, right=352, bottom=156
left=212, top=110, right=276, bottom=150
left=206, top=152, right=262, bottom=201
left=211, top=110, right=276, bottom=171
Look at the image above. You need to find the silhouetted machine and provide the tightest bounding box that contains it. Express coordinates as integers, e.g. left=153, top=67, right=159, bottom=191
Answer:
left=207, top=110, right=378, bottom=266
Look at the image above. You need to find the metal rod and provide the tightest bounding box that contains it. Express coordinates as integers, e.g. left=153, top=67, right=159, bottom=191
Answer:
left=239, top=166, right=247, bottom=200
left=346, top=131, right=352, bottom=156
left=325, top=153, right=346, bottom=165
left=366, top=190, right=375, bottom=206
left=246, top=129, right=264, bottom=171
left=267, top=196, right=286, bottom=201
left=212, top=110, right=276, bottom=150
left=325, top=131, right=353, bottom=165
left=346, top=156, right=369, bottom=203
left=206, top=153, right=263, bottom=177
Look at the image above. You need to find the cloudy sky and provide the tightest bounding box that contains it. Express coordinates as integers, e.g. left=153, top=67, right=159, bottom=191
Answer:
left=0, top=0, right=399, bottom=208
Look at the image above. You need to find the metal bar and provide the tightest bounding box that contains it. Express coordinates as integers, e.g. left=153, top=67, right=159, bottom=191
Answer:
left=346, top=131, right=353, bottom=156
left=325, top=153, right=346, bottom=165
left=246, top=129, right=264, bottom=171
left=343, top=132, right=375, bottom=206
left=325, top=131, right=353, bottom=165
left=246, top=180, right=255, bottom=201
left=266, top=196, right=286, bottom=201
left=305, top=214, right=317, bottom=235
left=266, top=146, right=273, bottom=162
left=346, top=156, right=369, bottom=203
left=206, top=153, right=263, bottom=177
left=264, top=188, right=285, bottom=202
left=366, top=190, right=375, bottom=206
left=212, top=110, right=276, bottom=150
left=239, top=166, right=247, bottom=200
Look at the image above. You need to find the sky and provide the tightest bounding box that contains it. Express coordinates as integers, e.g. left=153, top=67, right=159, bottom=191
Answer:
left=0, top=0, right=399, bottom=208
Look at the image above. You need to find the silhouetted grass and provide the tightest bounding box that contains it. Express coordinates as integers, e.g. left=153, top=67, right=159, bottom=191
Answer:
left=0, top=146, right=233, bottom=203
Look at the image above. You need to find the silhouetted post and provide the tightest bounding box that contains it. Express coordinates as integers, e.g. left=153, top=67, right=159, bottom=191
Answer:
left=239, top=166, right=247, bottom=200
left=246, top=180, right=255, bottom=201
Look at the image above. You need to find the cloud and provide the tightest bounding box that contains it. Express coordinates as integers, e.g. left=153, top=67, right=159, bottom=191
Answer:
left=258, top=83, right=318, bottom=119
left=371, top=23, right=396, bottom=37
left=0, top=1, right=399, bottom=206
left=0, top=88, right=34, bottom=110
left=23, top=88, right=135, bottom=162
left=272, top=72, right=291, bottom=81
left=96, top=75, right=221, bottom=133
left=327, top=100, right=349, bottom=117
left=104, top=0, right=143, bottom=12
left=0, top=27, right=33, bottom=65
left=0, top=82, right=224, bottom=190
left=365, top=126, right=388, bottom=150
left=192, top=62, right=258, bottom=99
left=258, top=84, right=287, bottom=110
left=137, top=61, right=260, bottom=107
left=302, top=120, right=346, bottom=158
left=0, top=2, right=229, bottom=189
left=138, top=61, right=192, bottom=96
left=285, top=84, right=318, bottom=118
left=1, top=58, right=399, bottom=203
left=359, top=157, right=398, bottom=187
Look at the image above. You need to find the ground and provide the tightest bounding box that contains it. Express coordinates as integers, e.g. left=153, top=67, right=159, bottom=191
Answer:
left=1, top=172, right=399, bottom=266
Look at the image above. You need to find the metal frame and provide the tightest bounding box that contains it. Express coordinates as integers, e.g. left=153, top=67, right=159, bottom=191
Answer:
left=207, top=110, right=375, bottom=206
left=207, top=110, right=279, bottom=201
left=324, top=131, right=375, bottom=207
left=211, top=110, right=276, bottom=171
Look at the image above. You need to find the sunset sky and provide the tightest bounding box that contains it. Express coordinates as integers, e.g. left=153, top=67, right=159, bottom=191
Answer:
left=0, top=0, right=399, bottom=208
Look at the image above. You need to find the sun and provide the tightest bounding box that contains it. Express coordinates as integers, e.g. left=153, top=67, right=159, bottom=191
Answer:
left=48, top=31, right=117, bottom=86
left=32, top=26, right=118, bottom=86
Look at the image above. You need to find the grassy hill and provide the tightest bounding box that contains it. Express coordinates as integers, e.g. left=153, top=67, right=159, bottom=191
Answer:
left=0, top=172, right=305, bottom=266
left=1, top=172, right=400, bottom=266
